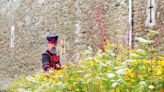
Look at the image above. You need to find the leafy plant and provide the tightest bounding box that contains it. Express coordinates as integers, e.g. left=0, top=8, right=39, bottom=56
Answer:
left=7, top=40, right=164, bottom=92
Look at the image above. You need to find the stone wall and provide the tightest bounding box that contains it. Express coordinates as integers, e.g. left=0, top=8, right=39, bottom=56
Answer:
left=132, top=0, right=164, bottom=54
left=0, top=0, right=163, bottom=90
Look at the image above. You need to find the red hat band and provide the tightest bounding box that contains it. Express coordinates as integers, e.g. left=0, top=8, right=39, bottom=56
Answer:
left=48, top=38, right=57, bottom=43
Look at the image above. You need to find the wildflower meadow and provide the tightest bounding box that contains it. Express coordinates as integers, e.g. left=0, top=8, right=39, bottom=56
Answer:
left=7, top=40, right=164, bottom=92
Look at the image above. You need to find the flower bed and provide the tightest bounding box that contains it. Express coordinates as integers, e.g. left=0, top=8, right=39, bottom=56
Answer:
left=7, top=41, right=164, bottom=92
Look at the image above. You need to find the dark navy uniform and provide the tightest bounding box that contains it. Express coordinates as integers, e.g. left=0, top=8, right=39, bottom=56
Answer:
left=42, top=50, right=61, bottom=71
left=41, top=34, right=61, bottom=71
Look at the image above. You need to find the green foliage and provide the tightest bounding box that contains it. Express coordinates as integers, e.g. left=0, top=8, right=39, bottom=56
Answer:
left=7, top=40, right=164, bottom=92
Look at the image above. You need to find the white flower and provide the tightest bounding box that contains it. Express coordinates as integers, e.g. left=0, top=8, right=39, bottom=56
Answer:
left=122, top=62, right=127, bottom=66
left=54, top=74, right=63, bottom=78
left=107, top=73, right=115, bottom=78
left=139, top=81, right=147, bottom=86
left=77, top=70, right=83, bottom=73
left=84, top=74, right=88, bottom=78
left=105, top=50, right=115, bottom=56
left=148, top=85, right=154, bottom=89
left=18, top=88, right=31, bottom=92
left=105, top=49, right=110, bottom=53
left=103, top=52, right=109, bottom=57
left=59, top=74, right=63, bottom=78
left=45, top=83, right=49, bottom=87
left=110, top=53, right=115, bottom=56
left=111, top=79, right=116, bottom=82
left=99, top=62, right=107, bottom=67
left=117, top=79, right=122, bottom=82
left=97, top=53, right=103, bottom=57
left=85, top=57, right=93, bottom=60
left=84, top=47, right=93, bottom=56
left=126, top=59, right=133, bottom=63
left=25, top=76, right=37, bottom=83
left=122, top=59, right=133, bottom=66
left=129, top=53, right=138, bottom=57
left=135, top=37, right=154, bottom=44
left=116, top=68, right=128, bottom=75
left=136, top=49, right=145, bottom=52
left=112, top=82, right=118, bottom=88
left=114, top=66, right=121, bottom=69
left=56, top=82, right=67, bottom=87
left=56, top=82, right=63, bottom=86
left=100, top=77, right=107, bottom=81
left=48, top=69, right=54, bottom=74
left=107, top=60, right=114, bottom=66
left=148, top=29, right=159, bottom=35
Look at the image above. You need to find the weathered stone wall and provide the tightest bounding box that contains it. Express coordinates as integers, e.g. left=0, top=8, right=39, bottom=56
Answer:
left=132, top=0, right=164, bottom=53
left=0, top=0, right=163, bottom=90
left=154, top=0, right=164, bottom=54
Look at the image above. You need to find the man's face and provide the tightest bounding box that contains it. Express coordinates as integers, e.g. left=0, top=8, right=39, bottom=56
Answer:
left=48, top=42, right=57, bottom=48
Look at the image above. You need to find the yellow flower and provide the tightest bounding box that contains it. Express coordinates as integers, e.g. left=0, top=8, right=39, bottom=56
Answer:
left=158, top=56, right=164, bottom=60
left=75, top=78, right=82, bottom=81
left=158, top=60, right=164, bottom=66
left=68, top=84, right=73, bottom=90
left=116, top=87, right=120, bottom=92
left=154, top=66, right=162, bottom=76
left=76, top=89, right=80, bottom=91
left=125, top=69, right=135, bottom=78
left=145, top=60, right=153, bottom=66
left=138, top=76, right=143, bottom=81
left=73, top=82, right=77, bottom=87
left=142, top=51, right=146, bottom=55
left=111, top=89, right=115, bottom=92
left=126, top=89, right=130, bottom=92
left=150, top=77, right=156, bottom=81
left=55, top=70, right=61, bottom=76
left=62, top=65, right=68, bottom=69
left=46, top=73, right=51, bottom=77
left=105, top=40, right=110, bottom=50
left=39, top=75, right=45, bottom=80
left=131, top=60, right=141, bottom=65
left=69, top=62, right=75, bottom=67
left=129, top=49, right=136, bottom=53
left=79, top=61, right=85, bottom=65
left=49, top=79, right=56, bottom=84
left=89, top=60, right=94, bottom=66
left=125, top=76, right=130, bottom=81
left=13, top=80, right=19, bottom=86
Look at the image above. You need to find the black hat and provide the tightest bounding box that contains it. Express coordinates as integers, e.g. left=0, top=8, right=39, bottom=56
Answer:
left=47, top=34, right=58, bottom=43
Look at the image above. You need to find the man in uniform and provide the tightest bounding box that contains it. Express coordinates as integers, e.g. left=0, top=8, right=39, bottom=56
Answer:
left=42, top=34, right=61, bottom=72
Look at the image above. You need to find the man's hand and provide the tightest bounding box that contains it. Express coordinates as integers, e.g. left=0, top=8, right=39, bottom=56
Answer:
left=56, top=64, right=60, bottom=68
